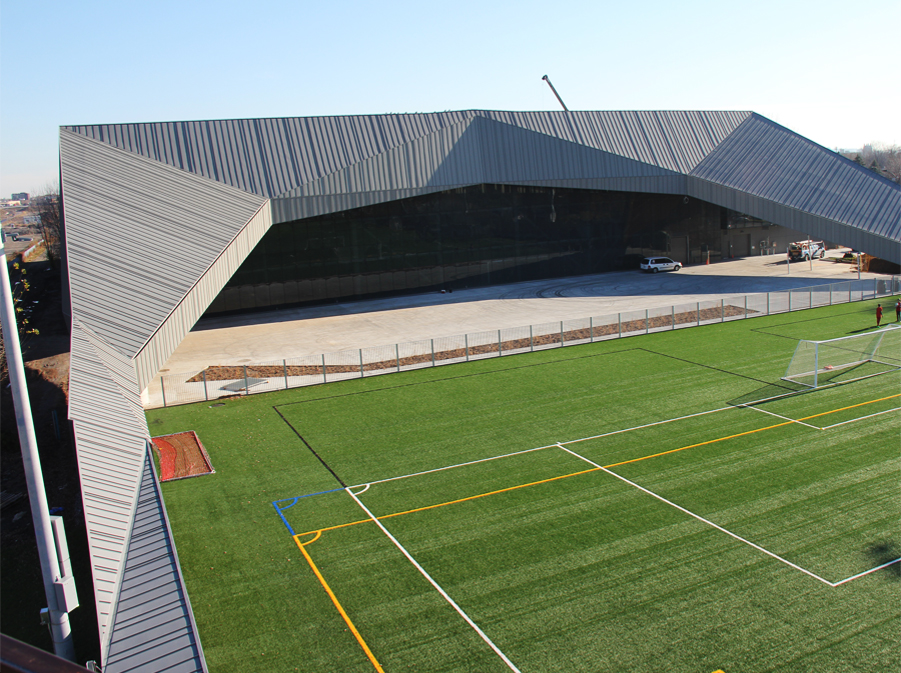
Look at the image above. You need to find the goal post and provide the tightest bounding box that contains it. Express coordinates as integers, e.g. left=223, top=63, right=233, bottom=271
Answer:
left=783, top=325, right=901, bottom=388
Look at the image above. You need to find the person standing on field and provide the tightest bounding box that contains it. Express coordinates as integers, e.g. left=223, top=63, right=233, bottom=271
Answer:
left=875, top=303, right=883, bottom=327
left=895, top=298, right=900, bottom=322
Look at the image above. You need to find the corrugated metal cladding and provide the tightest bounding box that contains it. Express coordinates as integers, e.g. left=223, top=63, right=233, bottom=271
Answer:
left=692, top=114, right=901, bottom=241
left=104, top=452, right=206, bottom=673
left=64, top=110, right=750, bottom=199
left=62, top=129, right=273, bottom=670
left=60, top=132, right=266, bottom=358
left=134, top=203, right=272, bottom=391
left=69, top=321, right=149, bottom=653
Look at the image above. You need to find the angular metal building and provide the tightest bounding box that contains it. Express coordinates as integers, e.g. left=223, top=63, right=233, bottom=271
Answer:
left=59, top=110, right=900, bottom=671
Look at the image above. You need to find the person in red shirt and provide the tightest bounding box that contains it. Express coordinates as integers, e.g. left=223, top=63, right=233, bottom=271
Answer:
left=876, top=303, right=883, bottom=327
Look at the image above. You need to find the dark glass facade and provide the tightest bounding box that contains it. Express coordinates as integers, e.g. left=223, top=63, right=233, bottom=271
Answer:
left=207, top=184, right=730, bottom=314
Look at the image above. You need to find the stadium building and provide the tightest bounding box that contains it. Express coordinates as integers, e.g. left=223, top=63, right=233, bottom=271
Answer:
left=58, top=110, right=900, bottom=671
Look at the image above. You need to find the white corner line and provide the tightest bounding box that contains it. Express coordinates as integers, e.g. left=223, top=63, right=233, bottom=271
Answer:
left=820, top=407, right=901, bottom=430
left=345, top=488, right=522, bottom=673
left=554, top=444, right=836, bottom=587
left=349, top=483, right=371, bottom=496
left=831, top=557, right=901, bottom=586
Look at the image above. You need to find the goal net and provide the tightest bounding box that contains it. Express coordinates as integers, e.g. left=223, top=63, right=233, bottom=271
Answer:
left=783, top=325, right=901, bottom=388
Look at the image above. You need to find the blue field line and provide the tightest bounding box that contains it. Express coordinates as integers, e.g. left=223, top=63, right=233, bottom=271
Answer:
left=271, top=488, right=345, bottom=536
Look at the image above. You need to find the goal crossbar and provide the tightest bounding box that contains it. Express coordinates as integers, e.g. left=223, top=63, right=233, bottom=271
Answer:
left=782, top=325, right=901, bottom=388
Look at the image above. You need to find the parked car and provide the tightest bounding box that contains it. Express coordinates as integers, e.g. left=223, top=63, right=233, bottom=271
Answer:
left=640, top=257, right=682, bottom=273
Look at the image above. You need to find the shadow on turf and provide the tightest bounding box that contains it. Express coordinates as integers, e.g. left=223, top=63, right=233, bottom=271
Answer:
left=865, top=540, right=901, bottom=580
left=727, top=381, right=807, bottom=407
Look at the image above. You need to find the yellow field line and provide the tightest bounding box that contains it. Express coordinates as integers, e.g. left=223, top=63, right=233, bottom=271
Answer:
left=295, top=394, right=901, bottom=538
left=293, top=535, right=384, bottom=672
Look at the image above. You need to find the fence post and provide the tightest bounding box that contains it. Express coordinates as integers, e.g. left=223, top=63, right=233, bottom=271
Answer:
left=767, top=293, right=770, bottom=315
left=618, top=313, right=622, bottom=338
left=697, top=302, right=700, bottom=325
left=590, top=316, right=594, bottom=342
left=560, top=321, right=565, bottom=347
left=744, top=295, right=747, bottom=318
left=359, top=350, right=364, bottom=378
left=465, top=334, right=469, bottom=361
left=672, top=305, right=675, bottom=329
left=498, top=329, right=502, bottom=356
left=431, top=339, right=435, bottom=366
left=645, top=310, right=649, bottom=334
left=322, top=354, right=327, bottom=383
left=284, top=360, right=289, bottom=388
left=161, top=376, right=166, bottom=408
left=789, top=291, right=792, bottom=312
left=721, top=299, right=724, bottom=322
left=530, top=325, right=534, bottom=352
left=849, top=283, right=851, bottom=303
left=202, top=370, right=209, bottom=401
left=396, top=344, right=401, bottom=372
left=809, top=288, right=812, bottom=308
left=243, top=365, right=249, bottom=394
left=829, top=284, right=832, bottom=305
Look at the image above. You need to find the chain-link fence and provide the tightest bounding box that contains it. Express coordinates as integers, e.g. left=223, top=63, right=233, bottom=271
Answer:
left=145, top=275, right=901, bottom=409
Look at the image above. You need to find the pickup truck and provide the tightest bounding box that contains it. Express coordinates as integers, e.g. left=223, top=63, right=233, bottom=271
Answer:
left=788, top=240, right=825, bottom=261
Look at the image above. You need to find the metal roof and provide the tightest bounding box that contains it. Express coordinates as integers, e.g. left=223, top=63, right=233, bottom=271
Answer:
left=61, top=107, right=900, bottom=672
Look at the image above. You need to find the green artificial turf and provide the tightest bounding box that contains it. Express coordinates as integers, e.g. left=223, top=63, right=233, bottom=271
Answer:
left=147, top=300, right=900, bottom=672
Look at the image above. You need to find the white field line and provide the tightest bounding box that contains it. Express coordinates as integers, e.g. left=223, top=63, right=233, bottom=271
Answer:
left=734, top=403, right=821, bottom=429
left=563, top=406, right=733, bottom=444
left=350, top=406, right=742, bottom=490
left=820, top=407, right=901, bottom=430
left=346, top=486, right=522, bottom=673
left=555, top=444, right=836, bottom=587
left=348, top=444, right=554, bottom=489
left=831, top=557, right=901, bottom=586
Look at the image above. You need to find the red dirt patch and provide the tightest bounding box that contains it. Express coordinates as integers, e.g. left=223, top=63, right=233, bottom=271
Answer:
left=151, top=431, right=215, bottom=481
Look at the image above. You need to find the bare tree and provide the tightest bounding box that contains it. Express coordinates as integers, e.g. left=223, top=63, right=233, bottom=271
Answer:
left=32, top=181, right=63, bottom=266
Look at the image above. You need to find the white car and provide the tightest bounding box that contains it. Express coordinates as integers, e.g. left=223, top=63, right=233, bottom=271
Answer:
left=640, top=257, right=681, bottom=273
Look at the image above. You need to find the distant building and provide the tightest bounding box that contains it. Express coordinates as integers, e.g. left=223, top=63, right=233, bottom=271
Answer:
left=23, top=215, right=42, bottom=225
left=11, top=192, right=29, bottom=201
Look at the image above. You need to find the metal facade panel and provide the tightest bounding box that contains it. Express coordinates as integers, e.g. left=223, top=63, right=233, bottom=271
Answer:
left=69, top=323, right=148, bottom=652
left=60, top=131, right=266, bottom=357
left=65, top=110, right=751, bottom=202
left=691, top=114, right=901, bottom=242
left=65, top=113, right=477, bottom=197
left=135, top=203, right=273, bottom=391
left=104, top=453, right=206, bottom=673
left=481, top=110, right=751, bottom=174
left=687, top=175, right=900, bottom=264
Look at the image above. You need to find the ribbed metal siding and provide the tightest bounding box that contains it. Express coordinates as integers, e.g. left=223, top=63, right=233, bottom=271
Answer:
left=65, top=110, right=751, bottom=200
left=135, top=203, right=273, bottom=390
left=104, top=452, right=206, bottom=673
left=687, top=175, right=900, bottom=263
left=482, top=110, right=751, bottom=173
left=64, top=113, right=477, bottom=197
left=692, top=114, right=901, bottom=241
left=60, top=131, right=266, bottom=357
left=69, top=322, right=148, bottom=651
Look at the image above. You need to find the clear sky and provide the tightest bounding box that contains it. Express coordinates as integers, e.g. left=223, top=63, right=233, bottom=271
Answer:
left=1, top=0, right=898, bottom=197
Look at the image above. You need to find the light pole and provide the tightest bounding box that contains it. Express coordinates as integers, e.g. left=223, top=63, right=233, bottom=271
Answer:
left=0, top=237, right=78, bottom=660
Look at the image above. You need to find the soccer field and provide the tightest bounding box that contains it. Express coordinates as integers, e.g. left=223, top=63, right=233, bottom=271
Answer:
left=147, top=300, right=900, bottom=672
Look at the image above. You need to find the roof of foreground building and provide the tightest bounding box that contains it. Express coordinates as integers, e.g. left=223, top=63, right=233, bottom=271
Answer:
left=60, top=109, right=900, bottom=671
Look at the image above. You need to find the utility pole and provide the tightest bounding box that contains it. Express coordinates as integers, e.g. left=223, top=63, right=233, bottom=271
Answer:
left=0, top=237, right=78, bottom=661
left=541, top=75, right=569, bottom=111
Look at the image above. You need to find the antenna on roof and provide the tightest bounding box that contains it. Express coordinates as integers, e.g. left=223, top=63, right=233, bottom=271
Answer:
left=541, top=75, right=569, bottom=111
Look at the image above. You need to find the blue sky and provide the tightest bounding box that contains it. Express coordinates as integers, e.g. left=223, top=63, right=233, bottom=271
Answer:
left=1, top=0, right=898, bottom=196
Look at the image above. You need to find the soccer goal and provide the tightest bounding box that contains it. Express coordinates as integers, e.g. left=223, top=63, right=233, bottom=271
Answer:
left=783, top=325, right=901, bottom=388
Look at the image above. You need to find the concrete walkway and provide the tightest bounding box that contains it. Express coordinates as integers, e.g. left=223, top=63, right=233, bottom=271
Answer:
left=155, top=251, right=883, bottom=380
